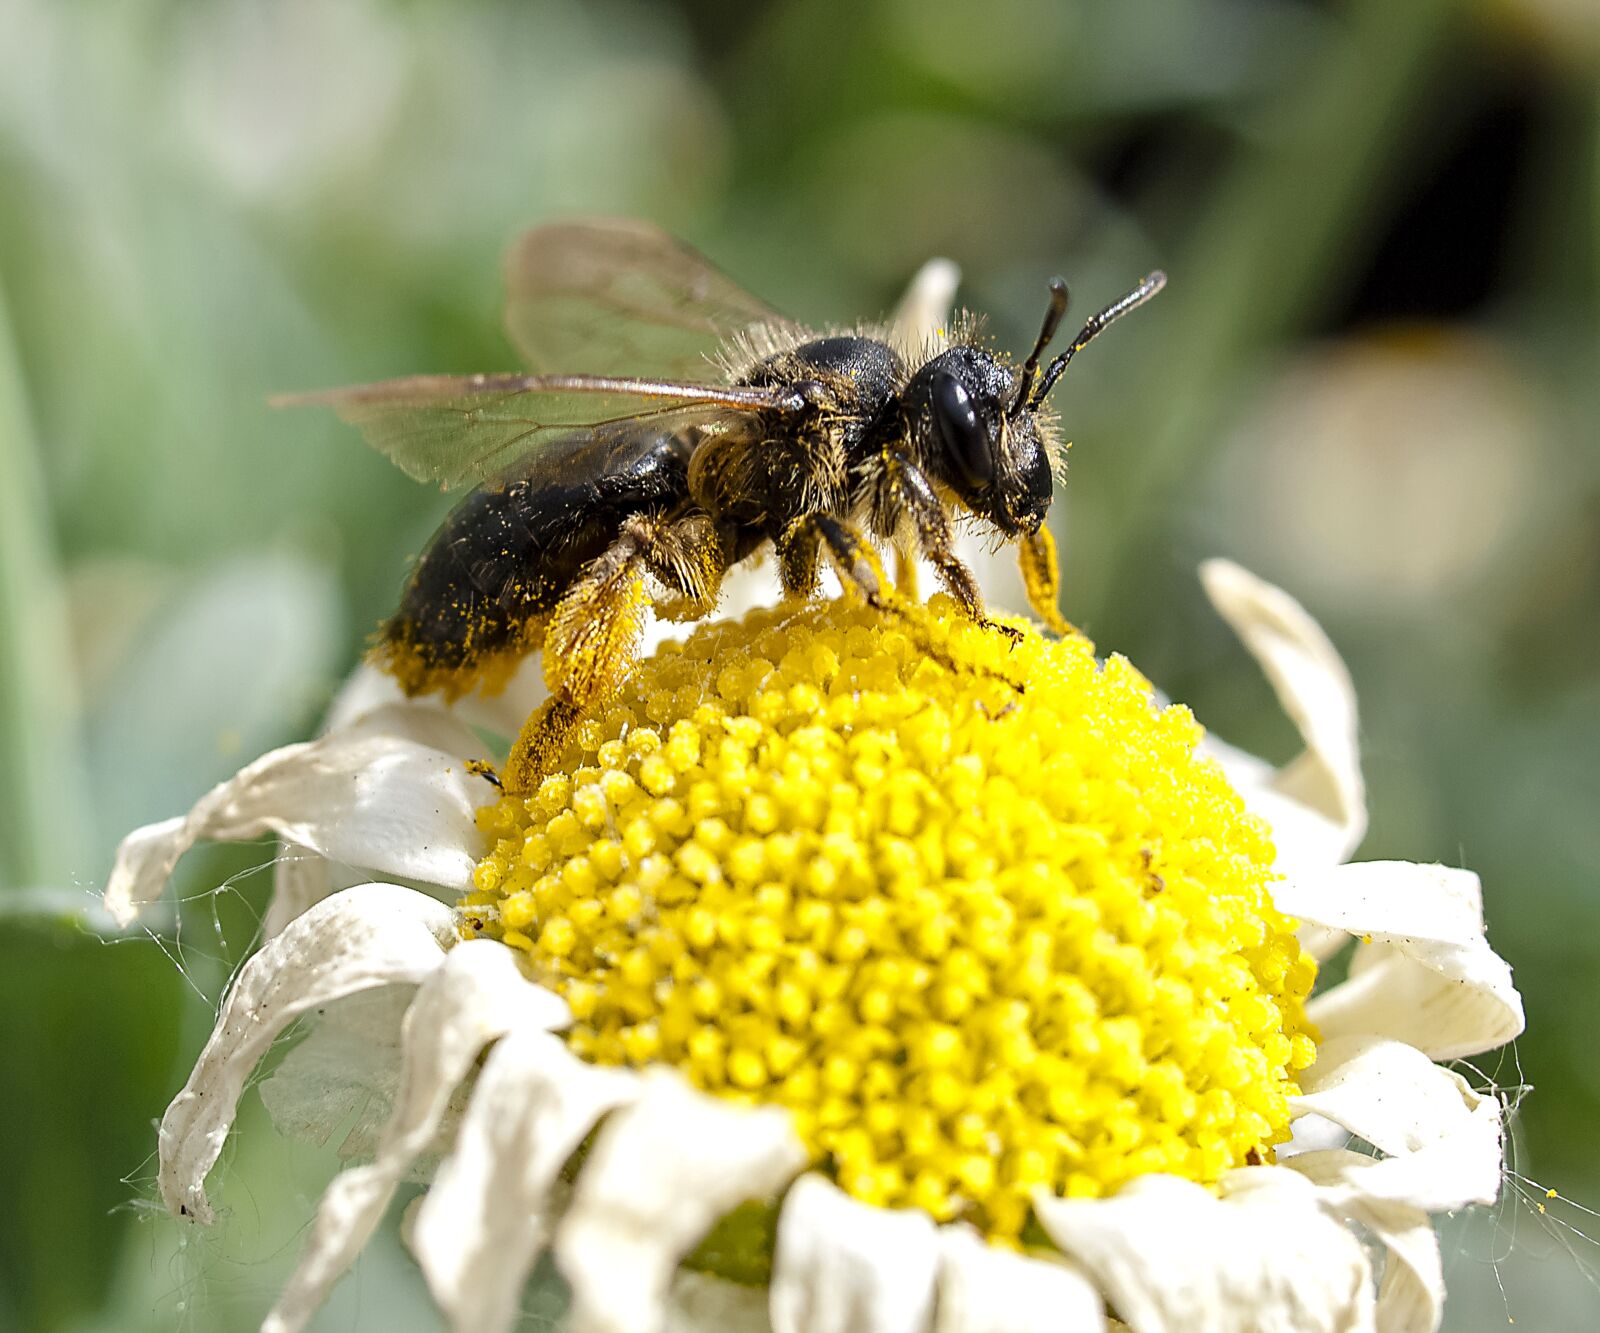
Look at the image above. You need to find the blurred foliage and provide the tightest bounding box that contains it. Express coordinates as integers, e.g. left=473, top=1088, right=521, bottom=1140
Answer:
left=1, top=0, right=1597, bottom=1328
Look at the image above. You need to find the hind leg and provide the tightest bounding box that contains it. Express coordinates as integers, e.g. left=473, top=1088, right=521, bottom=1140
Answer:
left=504, top=512, right=724, bottom=793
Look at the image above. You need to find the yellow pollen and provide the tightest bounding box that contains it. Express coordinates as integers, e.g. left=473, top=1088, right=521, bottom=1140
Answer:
left=462, top=594, right=1318, bottom=1243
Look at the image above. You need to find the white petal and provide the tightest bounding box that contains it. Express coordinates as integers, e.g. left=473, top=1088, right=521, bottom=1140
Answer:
left=1199, top=559, right=1366, bottom=873
left=1288, top=1033, right=1507, bottom=1214
left=889, top=257, right=962, bottom=347
left=159, top=883, right=455, bottom=1224
left=1034, top=1170, right=1375, bottom=1333
left=263, top=939, right=568, bottom=1333
left=324, top=660, right=412, bottom=730
left=105, top=702, right=494, bottom=926
left=1283, top=1084, right=1504, bottom=1216
left=1293, top=1034, right=1493, bottom=1160
left=769, top=1174, right=938, bottom=1333
left=1285, top=1151, right=1445, bottom=1333
left=936, top=1224, right=1104, bottom=1333
left=557, top=1070, right=807, bottom=1333
left=411, top=1030, right=639, bottom=1333
left=267, top=665, right=478, bottom=935
left=257, top=982, right=412, bottom=1157
left=1278, top=861, right=1525, bottom=1059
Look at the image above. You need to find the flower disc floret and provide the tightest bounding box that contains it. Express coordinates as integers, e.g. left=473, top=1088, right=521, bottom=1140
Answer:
left=463, top=595, right=1318, bottom=1242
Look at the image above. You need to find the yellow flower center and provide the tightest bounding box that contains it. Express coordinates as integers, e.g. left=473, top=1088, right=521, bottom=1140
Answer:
left=462, top=595, right=1318, bottom=1244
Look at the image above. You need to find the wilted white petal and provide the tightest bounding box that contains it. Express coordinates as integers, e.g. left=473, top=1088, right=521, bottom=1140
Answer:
left=890, top=257, right=962, bottom=347
left=105, top=702, right=493, bottom=926
left=266, top=667, right=493, bottom=935
left=1293, top=1034, right=1489, bottom=1158
left=666, top=1270, right=774, bottom=1333
left=1285, top=1151, right=1445, bottom=1333
left=558, top=1070, right=807, bottom=1333
left=1284, top=1079, right=1504, bottom=1216
left=258, top=983, right=412, bottom=1157
left=264, top=940, right=568, bottom=1333
left=1278, top=861, right=1525, bottom=1059
left=1199, top=559, right=1366, bottom=874
left=411, top=1030, right=638, bottom=1333
left=1035, top=1170, right=1375, bottom=1333
left=770, top=1174, right=939, bottom=1333
left=159, top=883, right=454, bottom=1224
left=935, top=1224, right=1104, bottom=1333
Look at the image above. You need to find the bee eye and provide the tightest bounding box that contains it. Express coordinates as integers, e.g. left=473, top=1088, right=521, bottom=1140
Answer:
left=931, top=371, right=993, bottom=486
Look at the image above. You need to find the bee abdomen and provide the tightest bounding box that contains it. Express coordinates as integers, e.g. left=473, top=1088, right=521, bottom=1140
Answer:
left=378, top=444, right=687, bottom=700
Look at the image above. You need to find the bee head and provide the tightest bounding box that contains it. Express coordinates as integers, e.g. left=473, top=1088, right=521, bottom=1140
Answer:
left=907, top=345, right=1050, bottom=537
left=911, top=271, right=1166, bottom=540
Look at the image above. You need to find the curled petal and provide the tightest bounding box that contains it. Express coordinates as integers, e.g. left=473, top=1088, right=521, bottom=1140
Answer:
left=1278, top=861, right=1525, bottom=1059
left=1285, top=1151, right=1445, bottom=1333
left=557, top=1069, right=807, bottom=1333
left=770, top=1174, right=939, bottom=1333
left=935, top=1224, right=1105, bottom=1333
left=105, top=703, right=492, bottom=926
left=1293, top=1034, right=1497, bottom=1162
left=1283, top=1079, right=1504, bottom=1216
left=411, top=1031, right=638, bottom=1333
left=159, top=883, right=455, bottom=1224
left=264, top=940, right=568, bottom=1333
left=1199, top=559, right=1366, bottom=874
left=266, top=669, right=492, bottom=937
left=1035, top=1170, right=1375, bottom=1333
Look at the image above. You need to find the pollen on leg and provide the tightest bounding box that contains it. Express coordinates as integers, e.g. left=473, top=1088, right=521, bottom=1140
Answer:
left=462, top=595, right=1319, bottom=1245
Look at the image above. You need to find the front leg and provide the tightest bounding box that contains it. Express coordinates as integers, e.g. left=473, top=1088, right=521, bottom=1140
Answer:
left=1017, top=526, right=1073, bottom=636
left=879, top=452, right=1021, bottom=642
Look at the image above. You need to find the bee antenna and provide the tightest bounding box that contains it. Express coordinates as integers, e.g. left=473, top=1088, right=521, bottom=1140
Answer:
left=1028, top=270, right=1167, bottom=409
left=1009, top=278, right=1071, bottom=419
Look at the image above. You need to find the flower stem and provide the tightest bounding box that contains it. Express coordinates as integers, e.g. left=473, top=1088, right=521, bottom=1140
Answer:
left=0, top=270, right=88, bottom=888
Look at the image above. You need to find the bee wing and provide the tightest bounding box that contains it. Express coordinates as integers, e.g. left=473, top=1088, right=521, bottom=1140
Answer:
left=503, top=219, right=803, bottom=376
left=274, top=372, right=795, bottom=491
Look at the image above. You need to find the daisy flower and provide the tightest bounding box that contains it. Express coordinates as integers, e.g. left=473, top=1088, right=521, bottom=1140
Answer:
left=106, top=557, right=1522, bottom=1333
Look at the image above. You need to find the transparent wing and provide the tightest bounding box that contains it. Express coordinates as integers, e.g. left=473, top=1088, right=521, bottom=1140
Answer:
left=274, top=372, right=793, bottom=491
left=503, top=218, right=802, bottom=377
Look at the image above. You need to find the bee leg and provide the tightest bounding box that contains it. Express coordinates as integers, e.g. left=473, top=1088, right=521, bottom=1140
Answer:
left=504, top=697, right=585, bottom=794
left=641, top=511, right=725, bottom=623
left=1017, top=526, right=1073, bottom=636
left=778, top=513, right=887, bottom=607
left=504, top=513, right=724, bottom=794
left=881, top=453, right=1022, bottom=644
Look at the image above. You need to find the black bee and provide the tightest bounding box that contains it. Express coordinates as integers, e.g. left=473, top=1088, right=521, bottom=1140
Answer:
left=280, top=220, right=1164, bottom=790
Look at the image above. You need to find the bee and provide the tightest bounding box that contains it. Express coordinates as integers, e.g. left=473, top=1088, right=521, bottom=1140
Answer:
left=279, top=219, right=1165, bottom=792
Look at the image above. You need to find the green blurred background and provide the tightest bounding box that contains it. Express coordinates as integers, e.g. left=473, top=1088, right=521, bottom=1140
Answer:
left=1, top=0, right=1596, bottom=1328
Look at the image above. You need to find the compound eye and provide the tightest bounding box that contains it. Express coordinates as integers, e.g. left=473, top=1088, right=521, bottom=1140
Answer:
left=931, top=371, right=993, bottom=487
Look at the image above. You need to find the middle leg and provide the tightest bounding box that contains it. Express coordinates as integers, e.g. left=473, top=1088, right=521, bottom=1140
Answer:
left=505, top=510, right=724, bottom=792
left=777, top=511, right=888, bottom=608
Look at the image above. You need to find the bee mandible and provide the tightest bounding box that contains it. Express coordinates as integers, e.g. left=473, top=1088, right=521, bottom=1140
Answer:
left=278, top=220, right=1165, bottom=791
